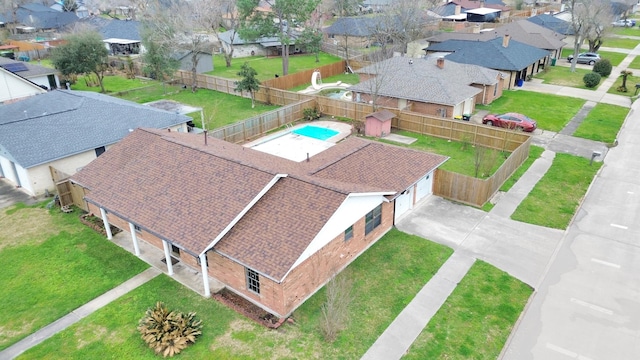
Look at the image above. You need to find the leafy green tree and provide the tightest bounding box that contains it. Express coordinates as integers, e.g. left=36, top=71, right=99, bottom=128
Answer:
left=238, top=0, right=321, bottom=76
left=235, top=62, right=261, bottom=108
left=51, top=32, right=109, bottom=92
left=300, top=27, right=323, bottom=62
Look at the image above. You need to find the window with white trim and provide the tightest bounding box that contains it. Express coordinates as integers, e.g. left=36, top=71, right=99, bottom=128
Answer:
left=246, top=268, right=260, bottom=294
left=365, top=204, right=382, bottom=235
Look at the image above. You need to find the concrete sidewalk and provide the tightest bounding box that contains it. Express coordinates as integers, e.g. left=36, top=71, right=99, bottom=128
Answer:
left=360, top=252, right=476, bottom=360
left=0, top=268, right=161, bottom=360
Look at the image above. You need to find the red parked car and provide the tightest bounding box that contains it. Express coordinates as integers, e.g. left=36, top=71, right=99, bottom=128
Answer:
left=482, top=113, right=537, bottom=132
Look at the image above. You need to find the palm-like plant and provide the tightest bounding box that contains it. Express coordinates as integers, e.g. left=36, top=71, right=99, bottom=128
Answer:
left=138, top=302, right=202, bottom=357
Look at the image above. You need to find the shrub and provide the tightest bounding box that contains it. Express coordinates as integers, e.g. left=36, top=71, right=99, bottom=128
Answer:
left=138, top=302, right=202, bottom=357
left=593, top=59, right=612, bottom=77
left=583, top=72, right=601, bottom=88
left=303, top=106, right=321, bottom=120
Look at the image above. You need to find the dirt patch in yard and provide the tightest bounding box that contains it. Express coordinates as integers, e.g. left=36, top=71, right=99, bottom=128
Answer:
left=0, top=207, right=62, bottom=251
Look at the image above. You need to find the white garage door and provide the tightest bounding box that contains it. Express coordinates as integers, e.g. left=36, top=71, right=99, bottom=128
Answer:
left=394, top=187, right=413, bottom=221
left=415, top=173, right=434, bottom=203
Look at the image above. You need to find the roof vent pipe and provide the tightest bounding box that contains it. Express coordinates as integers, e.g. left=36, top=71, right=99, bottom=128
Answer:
left=502, top=34, right=510, bottom=48
left=437, top=57, right=445, bottom=69
left=307, top=153, right=310, bottom=162
left=204, top=130, right=208, bottom=145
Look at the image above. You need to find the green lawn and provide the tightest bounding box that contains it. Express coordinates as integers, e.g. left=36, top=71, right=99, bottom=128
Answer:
left=477, top=90, right=585, bottom=132
left=512, top=153, right=602, bottom=229
left=611, top=26, right=640, bottom=36
left=19, top=229, right=454, bottom=359
left=573, top=103, right=629, bottom=143
left=382, top=130, right=508, bottom=178
left=602, top=37, right=640, bottom=49
left=71, top=74, right=161, bottom=93
left=0, top=203, right=149, bottom=351
left=607, top=72, right=640, bottom=97
left=628, top=56, right=640, bottom=69
left=209, top=53, right=343, bottom=81
left=403, top=261, right=532, bottom=360
left=534, top=66, right=593, bottom=88
left=289, top=73, right=361, bottom=92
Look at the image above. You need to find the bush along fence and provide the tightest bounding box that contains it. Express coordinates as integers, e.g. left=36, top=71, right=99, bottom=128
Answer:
left=175, top=70, right=531, bottom=207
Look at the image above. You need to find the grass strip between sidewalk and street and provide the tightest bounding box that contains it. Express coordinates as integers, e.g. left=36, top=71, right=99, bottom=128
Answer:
left=402, top=261, right=532, bottom=360
left=18, top=229, right=454, bottom=359
left=512, top=153, right=602, bottom=229
left=573, top=103, right=629, bottom=143
left=0, top=203, right=148, bottom=351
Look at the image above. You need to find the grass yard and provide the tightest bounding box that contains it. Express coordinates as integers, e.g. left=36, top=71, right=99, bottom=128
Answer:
left=19, top=229, right=453, bottom=359
left=602, top=37, right=640, bottom=49
left=573, top=103, right=629, bottom=143
left=71, top=74, right=161, bottom=94
left=289, top=73, right=361, bottom=92
left=512, top=153, right=602, bottom=229
left=0, top=203, right=148, bottom=351
left=534, top=66, right=593, bottom=88
left=628, top=56, right=640, bottom=69
left=402, top=260, right=533, bottom=360
left=209, top=53, right=343, bottom=81
left=403, top=261, right=532, bottom=360
left=606, top=72, right=640, bottom=97
left=611, top=26, right=640, bottom=36
left=382, top=130, right=509, bottom=178
left=482, top=145, right=545, bottom=212
left=477, top=90, right=585, bottom=132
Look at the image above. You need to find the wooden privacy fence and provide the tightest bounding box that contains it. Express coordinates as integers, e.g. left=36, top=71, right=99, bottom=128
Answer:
left=262, top=61, right=346, bottom=89
left=49, top=166, right=88, bottom=211
left=209, top=99, right=316, bottom=143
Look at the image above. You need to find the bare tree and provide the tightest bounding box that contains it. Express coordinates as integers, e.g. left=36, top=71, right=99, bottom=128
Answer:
left=209, top=0, right=249, bottom=68
left=0, top=0, right=28, bottom=35
left=374, top=0, right=436, bottom=55
left=567, top=0, right=613, bottom=72
left=142, top=0, right=217, bottom=92
left=319, top=270, right=354, bottom=342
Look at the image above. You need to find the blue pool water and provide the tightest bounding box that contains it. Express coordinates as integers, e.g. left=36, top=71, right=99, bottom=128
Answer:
left=293, top=125, right=339, bottom=141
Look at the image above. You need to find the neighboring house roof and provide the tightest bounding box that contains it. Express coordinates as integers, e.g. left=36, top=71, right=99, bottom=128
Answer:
left=73, top=16, right=141, bottom=41
left=71, top=128, right=447, bottom=281
left=428, top=19, right=565, bottom=50
left=425, top=37, right=549, bottom=71
left=0, top=56, right=59, bottom=79
left=14, top=3, right=78, bottom=30
left=218, top=29, right=294, bottom=47
left=172, top=50, right=213, bottom=61
left=349, top=56, right=500, bottom=106
left=527, top=14, right=575, bottom=35
left=0, top=90, right=190, bottom=168
left=433, top=0, right=508, bottom=16
left=324, top=16, right=392, bottom=37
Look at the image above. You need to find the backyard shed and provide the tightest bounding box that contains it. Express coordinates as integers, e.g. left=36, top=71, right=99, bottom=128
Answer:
left=365, top=109, right=395, bottom=137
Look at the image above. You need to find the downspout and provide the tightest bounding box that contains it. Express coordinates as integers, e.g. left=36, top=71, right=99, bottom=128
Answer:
left=200, top=253, right=210, bottom=297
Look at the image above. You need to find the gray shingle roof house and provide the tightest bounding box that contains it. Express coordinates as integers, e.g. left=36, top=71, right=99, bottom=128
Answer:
left=349, top=56, right=503, bottom=118
left=0, top=67, right=47, bottom=103
left=0, top=90, right=190, bottom=196
left=12, top=3, right=78, bottom=31
left=425, top=36, right=549, bottom=89
left=73, top=17, right=142, bottom=55
left=71, top=127, right=447, bottom=316
left=527, top=14, right=575, bottom=36
left=0, top=56, right=60, bottom=89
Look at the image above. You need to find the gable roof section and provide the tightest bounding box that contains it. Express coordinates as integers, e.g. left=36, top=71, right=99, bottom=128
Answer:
left=0, top=56, right=59, bottom=78
left=481, top=19, right=566, bottom=49
left=72, top=128, right=447, bottom=281
left=527, top=14, right=575, bottom=35
left=426, top=37, right=548, bottom=71
left=0, top=90, right=190, bottom=168
left=15, top=4, right=78, bottom=29
left=324, top=16, right=395, bottom=37
left=0, top=67, right=47, bottom=103
left=348, top=56, right=499, bottom=105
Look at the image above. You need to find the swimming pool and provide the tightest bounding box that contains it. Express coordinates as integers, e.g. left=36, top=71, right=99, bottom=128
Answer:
left=293, top=125, right=339, bottom=141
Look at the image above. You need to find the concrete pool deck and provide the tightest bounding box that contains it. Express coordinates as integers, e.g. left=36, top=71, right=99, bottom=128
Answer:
left=244, top=121, right=353, bottom=162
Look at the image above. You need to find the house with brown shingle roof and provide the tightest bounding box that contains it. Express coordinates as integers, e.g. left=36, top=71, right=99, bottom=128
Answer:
left=71, top=128, right=448, bottom=317
left=349, top=56, right=503, bottom=119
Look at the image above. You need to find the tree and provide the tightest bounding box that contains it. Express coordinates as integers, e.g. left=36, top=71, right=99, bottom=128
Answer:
left=209, top=0, right=245, bottom=68
left=238, top=0, right=321, bottom=76
left=299, top=27, right=323, bottom=62
left=142, top=0, right=217, bottom=92
left=51, top=32, right=109, bottom=93
left=619, top=70, right=633, bottom=92
left=332, top=0, right=361, bottom=16
left=141, top=27, right=179, bottom=92
left=62, top=0, right=78, bottom=12
left=235, top=62, right=261, bottom=108
left=567, top=0, right=612, bottom=72
left=374, top=0, right=436, bottom=55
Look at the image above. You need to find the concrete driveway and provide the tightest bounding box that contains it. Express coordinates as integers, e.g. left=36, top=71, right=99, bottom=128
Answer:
left=397, top=196, right=564, bottom=287
left=0, top=178, right=37, bottom=209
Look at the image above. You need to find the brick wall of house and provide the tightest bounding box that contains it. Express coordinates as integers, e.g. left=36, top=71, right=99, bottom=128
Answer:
left=411, top=102, right=454, bottom=118
left=471, top=82, right=502, bottom=105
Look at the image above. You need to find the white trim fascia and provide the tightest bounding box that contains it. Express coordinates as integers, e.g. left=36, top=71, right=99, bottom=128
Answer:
left=199, top=173, right=288, bottom=255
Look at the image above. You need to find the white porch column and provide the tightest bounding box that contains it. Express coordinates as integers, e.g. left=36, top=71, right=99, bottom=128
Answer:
left=99, top=207, right=112, bottom=240
left=199, top=253, right=211, bottom=297
left=128, top=222, right=141, bottom=257
left=162, top=240, right=174, bottom=276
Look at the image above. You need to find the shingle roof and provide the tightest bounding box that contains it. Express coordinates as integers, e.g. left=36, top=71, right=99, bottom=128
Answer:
left=427, top=19, right=566, bottom=50
left=71, top=17, right=141, bottom=41
left=324, top=16, right=402, bottom=37
left=0, top=56, right=59, bottom=78
left=72, top=128, right=447, bottom=281
left=527, top=14, right=575, bottom=35
left=425, top=37, right=549, bottom=71
left=15, top=4, right=78, bottom=30
left=348, top=56, right=500, bottom=105
left=0, top=90, right=190, bottom=168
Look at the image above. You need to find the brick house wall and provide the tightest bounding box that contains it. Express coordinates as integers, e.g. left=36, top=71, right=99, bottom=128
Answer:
left=411, top=101, right=454, bottom=118
left=471, top=81, right=503, bottom=105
